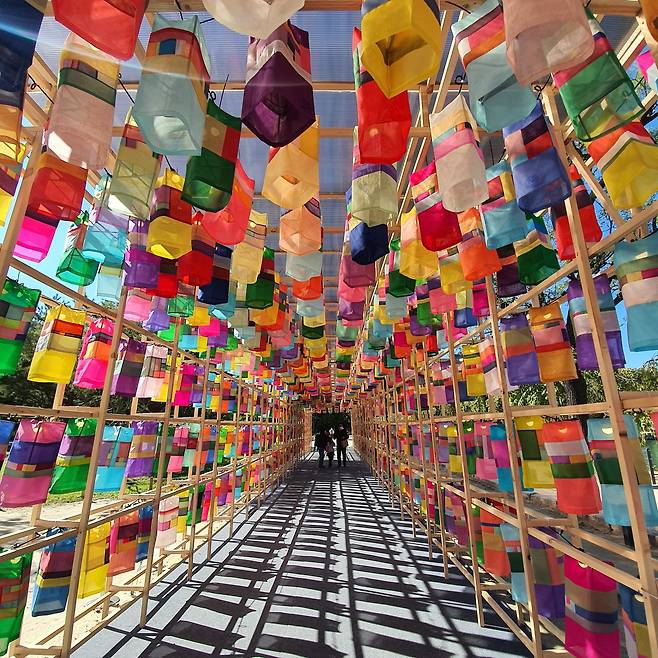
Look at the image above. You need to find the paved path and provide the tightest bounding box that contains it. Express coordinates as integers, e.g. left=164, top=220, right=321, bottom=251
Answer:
left=74, top=452, right=529, bottom=658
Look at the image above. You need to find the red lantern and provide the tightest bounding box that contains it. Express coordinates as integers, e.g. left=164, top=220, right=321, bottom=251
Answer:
left=177, top=214, right=214, bottom=287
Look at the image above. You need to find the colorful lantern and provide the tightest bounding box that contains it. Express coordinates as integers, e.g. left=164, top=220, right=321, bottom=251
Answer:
left=262, top=121, right=319, bottom=209
left=147, top=170, right=193, bottom=260
left=429, top=94, right=488, bottom=213
left=107, top=110, right=163, bottom=220
left=32, top=535, right=75, bottom=617
left=481, top=161, right=527, bottom=249
left=199, top=243, right=233, bottom=306
left=495, top=245, right=526, bottom=298
left=452, top=0, right=535, bottom=132
left=615, top=232, right=658, bottom=352
left=108, top=511, right=139, bottom=576
left=543, top=421, right=602, bottom=515
left=137, top=344, right=168, bottom=398
left=46, top=33, right=119, bottom=169
left=619, top=584, right=652, bottom=658
left=502, top=102, right=570, bottom=214
left=230, top=210, right=268, bottom=285
left=201, top=0, right=304, bottom=38
left=94, top=425, right=133, bottom=493
left=177, top=218, right=215, bottom=287
left=553, top=12, right=643, bottom=142
left=111, top=337, right=147, bottom=397
left=0, top=146, right=25, bottom=224
left=51, top=0, right=146, bottom=60
left=279, top=198, right=322, bottom=255
left=78, top=523, right=111, bottom=598
left=28, top=305, right=86, bottom=384
left=458, top=232, right=502, bottom=282
left=515, top=416, right=554, bottom=489
left=567, top=275, right=624, bottom=371
left=504, top=0, right=594, bottom=85
left=587, top=121, right=658, bottom=210
left=359, top=0, right=442, bottom=98
left=293, top=276, right=323, bottom=301
left=410, top=161, right=461, bottom=252
left=0, top=278, right=40, bottom=376
left=0, top=419, right=66, bottom=508
left=549, top=165, right=601, bottom=260
left=156, top=495, right=179, bottom=548
left=286, top=251, right=323, bottom=281
left=133, top=14, right=211, bottom=156
left=73, top=317, right=114, bottom=389
left=241, top=21, right=315, bottom=147
left=399, top=209, right=437, bottom=280
left=500, top=314, right=540, bottom=386
left=56, top=213, right=101, bottom=287
left=0, top=552, right=32, bottom=655
left=513, top=214, right=560, bottom=286
left=15, top=150, right=87, bottom=263
left=124, top=219, right=160, bottom=289
left=352, top=26, right=411, bottom=164
left=82, top=206, right=129, bottom=269
left=49, top=418, right=97, bottom=495
left=125, top=420, right=159, bottom=478
left=349, top=221, right=388, bottom=266
left=0, top=0, right=45, bottom=163
left=528, top=302, right=577, bottom=383
left=202, top=159, right=254, bottom=245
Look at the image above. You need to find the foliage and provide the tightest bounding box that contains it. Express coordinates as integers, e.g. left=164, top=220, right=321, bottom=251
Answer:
left=312, top=412, right=350, bottom=434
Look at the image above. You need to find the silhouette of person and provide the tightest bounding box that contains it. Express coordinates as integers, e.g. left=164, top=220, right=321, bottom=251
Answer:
left=336, top=425, right=349, bottom=467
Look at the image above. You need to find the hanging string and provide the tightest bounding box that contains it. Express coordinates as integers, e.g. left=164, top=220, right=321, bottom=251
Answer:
left=28, top=76, right=54, bottom=104
left=454, top=74, right=467, bottom=95
left=118, top=73, right=135, bottom=104
left=533, top=76, right=551, bottom=100
left=219, top=74, right=230, bottom=109
left=443, top=1, right=471, bottom=12
left=174, top=0, right=184, bottom=19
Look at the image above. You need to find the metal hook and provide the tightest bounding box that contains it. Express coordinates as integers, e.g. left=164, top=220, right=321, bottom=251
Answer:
left=454, top=74, right=467, bottom=95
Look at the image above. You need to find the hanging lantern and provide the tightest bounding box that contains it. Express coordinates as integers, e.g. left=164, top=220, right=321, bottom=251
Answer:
left=246, top=250, right=276, bottom=310
left=199, top=243, right=233, bottom=306
left=528, top=302, right=577, bottom=383
left=124, top=289, right=152, bottom=323
left=438, top=248, right=470, bottom=295
left=125, top=420, right=159, bottom=478
left=182, top=99, right=241, bottom=212
left=56, top=212, right=101, bottom=287
left=15, top=150, right=87, bottom=263
left=146, top=257, right=178, bottom=299
left=481, top=161, right=528, bottom=249
left=133, top=14, right=211, bottom=156
left=292, top=276, right=323, bottom=301
left=124, top=219, right=161, bottom=289
left=51, top=0, right=146, bottom=61
left=107, top=110, right=163, bottom=220
left=202, top=159, right=254, bottom=245
left=349, top=221, right=388, bottom=266
left=499, top=314, right=540, bottom=386
left=514, top=214, right=560, bottom=286
left=452, top=0, right=535, bottom=132
left=0, top=278, right=41, bottom=376
left=298, top=298, right=324, bottom=318
left=359, top=0, right=442, bottom=98
left=230, top=210, right=268, bottom=285
left=32, top=535, right=76, bottom=617
left=495, top=245, right=526, bottom=298
left=78, top=523, right=111, bottom=598
left=46, top=33, right=119, bottom=169
left=143, top=296, right=170, bottom=333
left=111, top=337, right=147, bottom=397
left=352, top=26, right=411, bottom=164
left=147, top=170, right=193, bottom=260
left=279, top=198, right=322, bottom=255
left=201, top=0, right=303, bottom=38
left=167, top=291, right=195, bottom=318
left=504, top=0, right=594, bottom=85
left=351, top=132, right=398, bottom=226
left=82, top=205, right=129, bottom=269
left=399, top=209, right=437, bottom=281
left=0, top=146, right=25, bottom=225
left=94, top=426, right=134, bottom=493
left=0, top=0, right=45, bottom=163
left=73, top=317, right=114, bottom=389
left=549, top=165, right=601, bottom=260
left=177, top=216, right=215, bottom=287
left=429, top=95, right=488, bottom=213
left=615, top=231, right=658, bottom=352
left=241, top=21, right=315, bottom=148
left=409, top=161, right=461, bottom=252
left=0, top=419, right=66, bottom=508
left=49, top=418, right=98, bottom=495
left=553, top=12, right=643, bottom=142
left=458, top=232, right=501, bottom=282
left=502, top=102, right=571, bottom=214
left=587, top=121, right=658, bottom=210
left=568, top=275, right=624, bottom=371
left=28, top=305, right=86, bottom=384
left=286, top=251, right=323, bottom=281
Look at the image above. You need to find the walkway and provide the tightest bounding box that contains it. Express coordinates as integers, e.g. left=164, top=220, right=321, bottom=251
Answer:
left=74, top=453, right=529, bottom=658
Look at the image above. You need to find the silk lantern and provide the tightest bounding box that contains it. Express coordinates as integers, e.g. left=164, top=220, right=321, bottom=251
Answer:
left=528, top=303, right=577, bottom=383
left=0, top=0, right=45, bottom=163
left=28, top=305, right=86, bottom=384
left=147, top=170, right=193, bottom=260
left=502, top=102, right=571, bottom=213
left=133, top=14, right=211, bottom=156
left=553, top=12, right=643, bottom=142
left=430, top=95, right=488, bottom=212
left=0, top=278, right=41, bottom=376
left=452, top=0, right=536, bottom=132
left=513, top=214, right=560, bottom=286
left=177, top=217, right=214, bottom=287
left=202, top=159, right=254, bottom=245
left=500, top=314, right=540, bottom=386
left=286, top=251, right=323, bottom=281
left=262, top=121, right=319, bottom=209
left=51, top=0, right=147, bottom=61
left=201, top=0, right=304, bottom=38
left=349, top=221, right=388, bottom=266
left=409, top=161, right=461, bottom=252
left=241, top=21, right=315, bottom=147
left=230, top=210, right=268, bottom=285
left=56, top=213, right=100, bottom=287
left=199, top=243, right=232, bottom=306
left=82, top=206, right=129, bottom=270
left=615, top=231, right=658, bottom=352
left=504, top=0, right=594, bottom=85
left=107, top=110, right=163, bottom=220
left=399, top=209, right=437, bottom=280
left=182, top=99, right=241, bottom=212
left=73, top=317, right=114, bottom=389
left=359, top=0, right=442, bottom=98
left=111, top=338, right=147, bottom=397
left=279, top=198, right=322, bottom=255
left=352, top=27, right=411, bottom=164
left=124, top=219, right=160, bottom=289
left=587, top=121, right=658, bottom=210
left=0, top=146, right=24, bottom=225
left=46, top=33, right=119, bottom=169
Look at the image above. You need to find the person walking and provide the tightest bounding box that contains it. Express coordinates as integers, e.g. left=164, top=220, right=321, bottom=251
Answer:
left=336, top=425, right=349, bottom=467
left=315, top=430, right=328, bottom=469
left=325, top=434, right=335, bottom=468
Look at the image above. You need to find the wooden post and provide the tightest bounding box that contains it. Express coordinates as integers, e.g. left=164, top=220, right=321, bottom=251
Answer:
left=138, top=320, right=182, bottom=628
left=228, top=380, right=243, bottom=537
left=206, top=365, right=224, bottom=561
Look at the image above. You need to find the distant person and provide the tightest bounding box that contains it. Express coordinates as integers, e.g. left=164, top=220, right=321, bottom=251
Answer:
left=315, top=430, right=328, bottom=469
left=336, top=425, right=349, bottom=467
left=325, top=434, right=335, bottom=468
